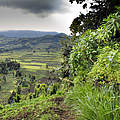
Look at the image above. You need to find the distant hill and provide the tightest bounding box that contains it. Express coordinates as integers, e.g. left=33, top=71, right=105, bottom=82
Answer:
left=0, top=33, right=67, bottom=52
left=0, top=30, right=58, bottom=38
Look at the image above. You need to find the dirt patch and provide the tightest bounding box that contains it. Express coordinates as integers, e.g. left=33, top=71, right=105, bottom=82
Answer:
left=50, top=97, right=76, bottom=120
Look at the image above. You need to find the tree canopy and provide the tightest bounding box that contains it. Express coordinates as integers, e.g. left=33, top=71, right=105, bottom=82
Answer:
left=69, top=0, right=120, bottom=34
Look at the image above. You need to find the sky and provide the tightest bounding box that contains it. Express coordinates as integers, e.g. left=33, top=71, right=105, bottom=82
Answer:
left=0, top=0, right=87, bottom=35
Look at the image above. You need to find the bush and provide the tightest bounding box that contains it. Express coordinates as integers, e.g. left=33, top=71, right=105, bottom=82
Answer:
left=50, top=83, right=60, bottom=95
left=65, top=12, right=120, bottom=120
left=69, top=12, right=120, bottom=83
left=69, top=30, right=98, bottom=80
left=88, top=46, right=120, bottom=84
left=0, top=104, right=3, bottom=110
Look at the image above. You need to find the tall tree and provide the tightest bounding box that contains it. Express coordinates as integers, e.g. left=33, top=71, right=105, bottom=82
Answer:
left=69, top=0, right=120, bottom=34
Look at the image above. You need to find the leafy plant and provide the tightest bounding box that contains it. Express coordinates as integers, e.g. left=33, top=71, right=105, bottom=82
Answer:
left=0, top=104, right=3, bottom=110
left=69, top=29, right=98, bottom=81
left=65, top=83, right=120, bottom=120
left=97, top=12, right=120, bottom=43
left=69, top=11, right=120, bottom=83
left=65, top=9, right=120, bottom=120
left=88, top=46, right=120, bottom=84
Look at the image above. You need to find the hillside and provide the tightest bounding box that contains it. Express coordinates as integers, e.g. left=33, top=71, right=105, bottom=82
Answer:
left=0, top=1, right=119, bottom=119
left=0, top=30, right=58, bottom=38
left=0, top=33, right=67, bottom=52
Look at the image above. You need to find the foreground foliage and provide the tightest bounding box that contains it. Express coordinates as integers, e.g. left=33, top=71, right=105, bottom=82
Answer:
left=0, top=95, right=62, bottom=120
left=69, top=11, right=120, bottom=83
left=64, top=9, right=120, bottom=120
left=65, top=83, right=120, bottom=120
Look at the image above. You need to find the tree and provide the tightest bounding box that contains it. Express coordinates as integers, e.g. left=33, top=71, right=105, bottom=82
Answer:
left=69, top=0, right=120, bottom=34
left=59, top=37, right=72, bottom=78
left=17, top=85, right=21, bottom=94
left=3, top=76, right=6, bottom=83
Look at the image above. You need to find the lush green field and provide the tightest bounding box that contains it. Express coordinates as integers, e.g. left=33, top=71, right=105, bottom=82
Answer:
left=0, top=50, right=60, bottom=77
left=0, top=49, right=61, bottom=105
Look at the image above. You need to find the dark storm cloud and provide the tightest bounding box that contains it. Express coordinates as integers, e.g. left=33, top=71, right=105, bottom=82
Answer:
left=0, top=0, right=67, bottom=16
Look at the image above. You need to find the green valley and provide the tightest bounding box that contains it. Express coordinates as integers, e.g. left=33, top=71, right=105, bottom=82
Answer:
left=0, top=0, right=120, bottom=120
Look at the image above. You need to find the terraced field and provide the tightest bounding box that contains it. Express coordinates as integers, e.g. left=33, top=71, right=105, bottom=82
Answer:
left=0, top=50, right=60, bottom=78
left=0, top=51, right=60, bottom=74
left=0, top=50, right=61, bottom=104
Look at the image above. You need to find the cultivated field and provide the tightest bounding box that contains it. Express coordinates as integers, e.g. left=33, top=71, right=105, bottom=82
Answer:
left=0, top=49, right=61, bottom=104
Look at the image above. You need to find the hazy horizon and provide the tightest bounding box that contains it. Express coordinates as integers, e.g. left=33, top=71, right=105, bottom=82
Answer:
left=0, top=0, right=87, bottom=35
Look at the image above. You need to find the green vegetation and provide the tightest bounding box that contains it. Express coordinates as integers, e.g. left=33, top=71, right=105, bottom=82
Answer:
left=65, top=84, right=120, bottom=120
left=0, top=50, right=60, bottom=78
left=0, top=1, right=120, bottom=120
left=0, top=33, right=66, bottom=52
left=62, top=5, right=120, bottom=120
left=69, top=0, right=120, bottom=35
left=0, top=32, right=68, bottom=119
left=0, top=95, right=62, bottom=119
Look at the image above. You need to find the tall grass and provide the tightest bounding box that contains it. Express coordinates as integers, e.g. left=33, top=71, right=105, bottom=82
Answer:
left=65, top=83, right=120, bottom=120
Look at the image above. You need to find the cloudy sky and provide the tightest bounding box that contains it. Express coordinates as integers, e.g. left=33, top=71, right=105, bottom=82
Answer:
left=0, top=0, right=86, bottom=35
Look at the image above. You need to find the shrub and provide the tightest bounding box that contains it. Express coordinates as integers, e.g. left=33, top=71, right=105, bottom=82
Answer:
left=88, top=46, right=120, bottom=84
left=69, top=30, right=98, bottom=80
left=69, top=12, right=120, bottom=84
left=0, top=104, right=3, bottom=110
